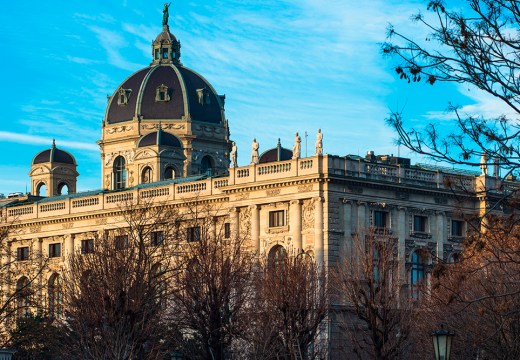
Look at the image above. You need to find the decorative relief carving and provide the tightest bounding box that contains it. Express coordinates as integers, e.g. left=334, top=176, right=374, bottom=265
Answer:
left=29, top=225, right=42, bottom=234
left=302, top=200, right=315, bottom=230
left=239, top=207, right=251, bottom=233
left=141, top=124, right=185, bottom=130
left=236, top=193, right=249, bottom=201
left=62, top=223, right=74, bottom=229
left=95, top=218, right=107, bottom=225
left=105, top=175, right=110, bottom=188
left=134, top=150, right=155, bottom=160
left=266, top=189, right=281, bottom=197
left=107, top=125, right=133, bottom=134
left=298, top=184, right=313, bottom=192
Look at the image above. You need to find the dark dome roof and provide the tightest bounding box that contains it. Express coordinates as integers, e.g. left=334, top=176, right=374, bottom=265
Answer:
left=259, top=145, right=293, bottom=163
left=138, top=129, right=182, bottom=148
left=105, top=65, right=224, bottom=125
left=32, top=141, right=76, bottom=165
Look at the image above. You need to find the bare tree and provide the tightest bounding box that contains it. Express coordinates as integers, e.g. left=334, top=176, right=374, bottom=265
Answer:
left=0, top=220, right=49, bottom=347
left=333, top=229, right=414, bottom=360
left=62, top=198, right=183, bottom=359
left=168, top=205, right=256, bottom=360
left=247, top=249, right=328, bottom=360
left=408, top=211, right=520, bottom=360
left=383, top=0, right=520, bottom=180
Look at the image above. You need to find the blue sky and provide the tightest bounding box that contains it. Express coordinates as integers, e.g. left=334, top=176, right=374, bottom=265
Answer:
left=0, top=0, right=505, bottom=195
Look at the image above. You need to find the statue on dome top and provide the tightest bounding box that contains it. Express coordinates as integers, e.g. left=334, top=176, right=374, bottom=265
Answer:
left=163, top=3, right=172, bottom=26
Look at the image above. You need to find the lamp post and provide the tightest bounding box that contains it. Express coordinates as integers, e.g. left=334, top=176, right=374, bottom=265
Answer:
left=431, top=327, right=454, bottom=360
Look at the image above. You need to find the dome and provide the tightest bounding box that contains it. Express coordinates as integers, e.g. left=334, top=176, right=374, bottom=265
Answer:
left=259, top=139, right=293, bottom=163
left=138, top=129, right=182, bottom=148
left=104, top=19, right=225, bottom=126
left=32, top=141, right=76, bottom=165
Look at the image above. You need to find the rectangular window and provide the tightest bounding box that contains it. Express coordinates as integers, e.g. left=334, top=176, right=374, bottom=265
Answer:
left=269, top=210, right=286, bottom=228
left=114, top=235, right=129, bottom=250
left=413, top=215, right=427, bottom=233
left=81, top=239, right=94, bottom=254
left=155, top=48, right=160, bottom=59
left=17, top=247, right=29, bottom=261
left=151, top=231, right=164, bottom=246
left=224, top=223, right=231, bottom=239
left=162, top=48, right=168, bottom=59
left=373, top=211, right=388, bottom=229
left=451, top=220, right=464, bottom=237
left=187, top=226, right=201, bottom=242
left=49, top=243, right=61, bottom=258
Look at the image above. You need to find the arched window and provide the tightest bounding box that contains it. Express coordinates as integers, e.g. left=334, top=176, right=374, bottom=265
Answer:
left=36, top=182, right=47, bottom=197
left=57, top=182, right=69, bottom=195
left=268, top=245, right=286, bottom=269
left=16, top=276, right=31, bottom=318
left=113, top=156, right=126, bottom=190
left=152, top=263, right=167, bottom=308
left=448, top=252, right=460, bottom=263
left=164, top=166, right=175, bottom=180
left=48, top=273, right=63, bottom=318
left=200, top=156, right=213, bottom=176
left=142, top=166, right=153, bottom=184
left=410, top=251, right=426, bottom=299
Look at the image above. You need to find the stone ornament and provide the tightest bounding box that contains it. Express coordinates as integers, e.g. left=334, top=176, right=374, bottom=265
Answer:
left=292, top=132, right=301, bottom=159
left=251, top=138, right=259, bottom=165
left=315, top=128, right=323, bottom=155
left=230, top=142, right=237, bottom=167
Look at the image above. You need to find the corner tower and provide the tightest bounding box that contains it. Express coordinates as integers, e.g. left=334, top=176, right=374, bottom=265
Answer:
left=29, top=140, right=78, bottom=197
left=99, top=5, right=230, bottom=191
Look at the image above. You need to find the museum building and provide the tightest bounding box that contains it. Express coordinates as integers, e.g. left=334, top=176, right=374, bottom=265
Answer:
left=0, top=7, right=513, bottom=357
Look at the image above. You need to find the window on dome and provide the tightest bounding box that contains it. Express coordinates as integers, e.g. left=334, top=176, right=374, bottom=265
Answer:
left=113, top=156, right=126, bottom=190
left=155, top=84, right=170, bottom=102
left=155, top=48, right=160, bottom=59
left=117, top=88, right=131, bottom=106
left=162, top=48, right=168, bottom=59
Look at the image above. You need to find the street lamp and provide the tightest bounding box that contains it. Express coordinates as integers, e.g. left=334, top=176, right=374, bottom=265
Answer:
left=431, top=327, right=454, bottom=360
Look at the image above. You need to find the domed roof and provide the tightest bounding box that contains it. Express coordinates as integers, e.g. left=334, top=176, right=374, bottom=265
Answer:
left=105, top=14, right=225, bottom=126
left=138, top=129, right=182, bottom=148
left=259, top=139, right=293, bottom=163
left=105, top=65, right=224, bottom=125
left=32, top=140, right=76, bottom=165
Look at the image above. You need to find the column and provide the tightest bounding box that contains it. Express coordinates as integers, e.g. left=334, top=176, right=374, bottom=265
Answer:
left=357, top=201, right=367, bottom=234
left=314, top=197, right=324, bottom=265
left=64, top=234, right=74, bottom=258
left=436, top=212, right=445, bottom=262
left=250, top=205, right=260, bottom=253
left=342, top=200, right=353, bottom=260
left=397, top=207, right=407, bottom=283
left=230, top=207, right=239, bottom=241
left=290, top=200, right=302, bottom=252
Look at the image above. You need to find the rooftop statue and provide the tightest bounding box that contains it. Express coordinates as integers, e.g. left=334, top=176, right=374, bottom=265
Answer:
left=163, top=3, right=172, bottom=26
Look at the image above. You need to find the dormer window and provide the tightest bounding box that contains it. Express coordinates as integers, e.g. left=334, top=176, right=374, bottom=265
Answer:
left=155, top=84, right=171, bottom=102
left=154, top=48, right=160, bottom=59
left=196, top=88, right=211, bottom=105
left=117, top=88, right=132, bottom=106
left=162, top=48, right=169, bottom=59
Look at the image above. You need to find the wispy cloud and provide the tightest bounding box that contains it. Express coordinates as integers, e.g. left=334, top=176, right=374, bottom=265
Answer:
left=0, top=132, right=98, bottom=152
left=66, top=55, right=100, bottom=65
left=88, top=26, right=144, bottom=71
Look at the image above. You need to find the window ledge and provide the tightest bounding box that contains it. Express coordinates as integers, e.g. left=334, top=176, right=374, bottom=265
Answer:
left=267, top=225, right=289, bottom=234
left=410, top=231, right=432, bottom=239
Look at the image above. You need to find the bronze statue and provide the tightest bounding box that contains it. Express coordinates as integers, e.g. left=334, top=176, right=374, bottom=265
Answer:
left=163, top=3, right=172, bottom=26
